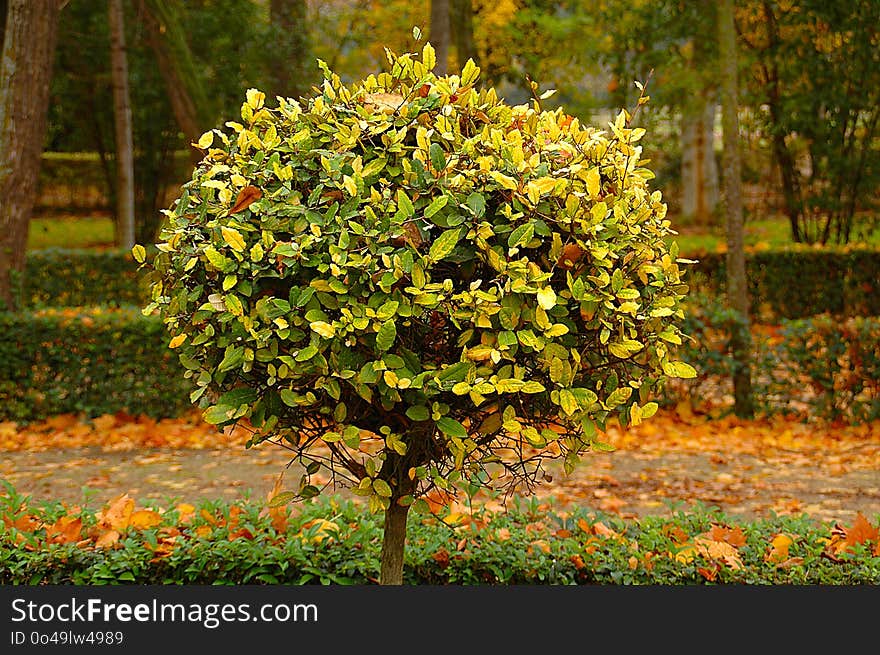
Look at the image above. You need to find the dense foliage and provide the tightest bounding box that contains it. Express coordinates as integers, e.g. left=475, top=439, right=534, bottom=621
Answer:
left=1, top=488, right=877, bottom=585
left=139, top=45, right=692, bottom=511
left=0, top=307, right=191, bottom=422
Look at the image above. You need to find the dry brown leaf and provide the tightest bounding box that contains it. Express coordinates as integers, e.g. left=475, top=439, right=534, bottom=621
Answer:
left=229, top=185, right=262, bottom=215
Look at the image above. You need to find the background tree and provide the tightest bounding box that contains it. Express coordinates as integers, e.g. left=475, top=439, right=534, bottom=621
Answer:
left=0, top=0, right=62, bottom=309
left=719, top=0, right=753, bottom=418
left=109, top=0, right=136, bottom=250
left=429, top=0, right=451, bottom=74
left=139, top=46, right=694, bottom=584
left=739, top=0, right=880, bottom=244
left=267, top=0, right=311, bottom=100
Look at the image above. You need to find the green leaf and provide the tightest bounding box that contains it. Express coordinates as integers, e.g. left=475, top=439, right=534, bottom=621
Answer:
left=372, top=478, right=393, bottom=498
left=605, top=386, right=632, bottom=408
left=662, top=361, right=697, bottom=379
left=217, top=387, right=258, bottom=407
left=429, top=143, right=446, bottom=172
left=131, top=244, right=146, bottom=263
left=406, top=405, right=430, bottom=421
left=466, top=192, right=486, bottom=218
left=268, top=491, right=296, bottom=507
left=424, top=195, right=448, bottom=218
left=376, top=319, right=397, bottom=352
left=508, top=224, right=534, bottom=249
left=428, top=228, right=461, bottom=262
left=436, top=417, right=468, bottom=438
left=558, top=389, right=579, bottom=416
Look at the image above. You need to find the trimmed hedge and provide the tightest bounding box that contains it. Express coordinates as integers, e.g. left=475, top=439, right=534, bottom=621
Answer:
left=0, top=307, right=192, bottom=422
left=1, top=489, right=877, bottom=585
left=15, top=248, right=145, bottom=309
left=671, top=297, right=880, bottom=423
left=691, top=247, right=880, bottom=321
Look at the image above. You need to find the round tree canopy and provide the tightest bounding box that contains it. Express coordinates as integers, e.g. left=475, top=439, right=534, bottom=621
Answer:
left=138, top=44, right=693, bottom=510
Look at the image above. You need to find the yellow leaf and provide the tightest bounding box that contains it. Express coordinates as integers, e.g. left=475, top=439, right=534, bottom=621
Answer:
left=310, top=321, right=336, bottom=338
left=585, top=167, right=600, bottom=198
left=196, top=130, right=214, bottom=149
left=246, top=88, right=265, bottom=109
left=537, top=287, right=557, bottom=310
left=130, top=510, right=162, bottom=530
left=168, top=334, right=187, bottom=349
left=221, top=227, right=246, bottom=252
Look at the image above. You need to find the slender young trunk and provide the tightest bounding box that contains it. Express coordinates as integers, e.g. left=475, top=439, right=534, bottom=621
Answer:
left=0, top=0, right=61, bottom=310
left=719, top=0, right=753, bottom=419
left=429, top=0, right=450, bottom=75
left=109, top=0, right=135, bottom=250
left=379, top=499, right=411, bottom=585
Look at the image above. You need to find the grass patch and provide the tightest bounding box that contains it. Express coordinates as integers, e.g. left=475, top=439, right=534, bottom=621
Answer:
left=28, top=215, right=115, bottom=251
left=670, top=215, right=880, bottom=255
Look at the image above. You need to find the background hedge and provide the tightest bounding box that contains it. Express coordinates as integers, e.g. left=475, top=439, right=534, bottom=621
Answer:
left=691, top=248, right=880, bottom=321
left=0, top=307, right=192, bottom=422
left=669, top=300, right=880, bottom=423
left=15, top=248, right=145, bottom=309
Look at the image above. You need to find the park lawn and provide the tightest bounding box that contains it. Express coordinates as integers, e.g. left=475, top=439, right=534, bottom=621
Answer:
left=672, top=214, right=880, bottom=254
left=28, top=215, right=115, bottom=250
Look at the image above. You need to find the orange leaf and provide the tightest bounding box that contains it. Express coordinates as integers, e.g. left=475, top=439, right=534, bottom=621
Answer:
left=98, top=494, right=134, bottom=531
left=765, top=533, right=793, bottom=563
left=267, top=473, right=289, bottom=533
left=95, top=529, right=120, bottom=548
left=176, top=503, right=196, bottom=524
left=228, top=185, right=262, bottom=215
left=47, top=516, right=82, bottom=544
left=706, top=524, right=747, bottom=548
left=845, top=513, right=879, bottom=549
left=129, top=510, right=162, bottom=530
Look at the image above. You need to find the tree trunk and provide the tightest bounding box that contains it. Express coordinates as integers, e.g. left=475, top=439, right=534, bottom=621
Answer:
left=109, top=0, right=135, bottom=250
left=269, top=0, right=310, bottom=100
left=450, top=0, right=476, bottom=69
left=138, top=0, right=211, bottom=162
left=379, top=499, right=410, bottom=585
left=429, top=0, right=450, bottom=75
left=718, top=0, right=754, bottom=419
left=0, top=0, right=61, bottom=310
left=681, top=94, right=719, bottom=224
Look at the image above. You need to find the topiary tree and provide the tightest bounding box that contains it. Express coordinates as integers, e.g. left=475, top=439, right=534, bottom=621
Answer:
left=135, top=40, right=694, bottom=585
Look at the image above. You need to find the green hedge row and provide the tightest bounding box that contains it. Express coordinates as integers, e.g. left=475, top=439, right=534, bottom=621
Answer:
left=16, top=247, right=880, bottom=319
left=14, top=248, right=145, bottom=309
left=0, top=307, right=192, bottom=422
left=1, top=488, right=877, bottom=585
left=691, top=248, right=880, bottom=321
left=670, top=297, right=880, bottom=423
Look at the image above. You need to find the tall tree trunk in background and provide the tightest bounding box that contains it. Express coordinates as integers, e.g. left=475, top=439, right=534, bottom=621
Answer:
left=0, top=0, right=7, bottom=52
left=718, top=0, right=754, bottom=419
left=450, top=0, right=475, bottom=69
left=138, top=0, right=212, bottom=162
left=681, top=92, right=719, bottom=224
left=429, top=0, right=450, bottom=75
left=109, top=0, right=135, bottom=250
left=0, top=0, right=61, bottom=310
left=269, top=0, right=309, bottom=100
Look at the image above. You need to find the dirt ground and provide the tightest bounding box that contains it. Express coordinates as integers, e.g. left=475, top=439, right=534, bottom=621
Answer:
left=2, top=436, right=878, bottom=525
